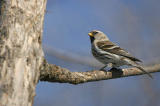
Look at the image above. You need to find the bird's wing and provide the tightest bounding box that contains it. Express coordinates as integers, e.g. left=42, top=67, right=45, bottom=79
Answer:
left=96, top=41, right=142, bottom=62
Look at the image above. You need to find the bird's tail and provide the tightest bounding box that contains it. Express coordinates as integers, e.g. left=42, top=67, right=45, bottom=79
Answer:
left=134, top=65, right=153, bottom=79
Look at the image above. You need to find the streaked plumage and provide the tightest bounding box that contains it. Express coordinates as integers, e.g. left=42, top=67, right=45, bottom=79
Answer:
left=97, top=41, right=142, bottom=62
left=88, top=30, right=152, bottom=78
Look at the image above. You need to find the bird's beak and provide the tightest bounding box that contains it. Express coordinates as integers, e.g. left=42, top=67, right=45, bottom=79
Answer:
left=88, top=32, right=93, bottom=37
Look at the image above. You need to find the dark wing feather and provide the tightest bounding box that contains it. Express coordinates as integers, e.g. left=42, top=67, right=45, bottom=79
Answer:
left=97, top=41, right=142, bottom=62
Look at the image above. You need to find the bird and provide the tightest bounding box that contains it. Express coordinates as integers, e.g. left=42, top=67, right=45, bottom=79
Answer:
left=88, top=30, right=153, bottom=78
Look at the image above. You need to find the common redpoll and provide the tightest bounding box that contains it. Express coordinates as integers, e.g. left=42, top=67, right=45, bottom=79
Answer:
left=88, top=30, right=152, bottom=78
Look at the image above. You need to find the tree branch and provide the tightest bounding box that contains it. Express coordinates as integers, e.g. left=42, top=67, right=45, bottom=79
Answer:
left=40, top=59, right=160, bottom=85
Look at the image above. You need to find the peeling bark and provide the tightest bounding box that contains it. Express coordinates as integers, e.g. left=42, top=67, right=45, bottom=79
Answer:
left=0, top=0, right=47, bottom=106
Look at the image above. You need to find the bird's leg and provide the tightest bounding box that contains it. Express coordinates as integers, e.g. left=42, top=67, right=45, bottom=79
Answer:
left=110, top=67, right=122, bottom=71
left=110, top=63, right=122, bottom=71
left=100, top=65, right=107, bottom=70
left=100, top=63, right=112, bottom=71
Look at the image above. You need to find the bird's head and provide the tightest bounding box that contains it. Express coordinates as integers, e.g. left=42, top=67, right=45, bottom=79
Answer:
left=88, top=30, right=109, bottom=43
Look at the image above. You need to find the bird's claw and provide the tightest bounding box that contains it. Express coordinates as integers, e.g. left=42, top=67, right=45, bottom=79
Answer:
left=110, top=68, right=122, bottom=71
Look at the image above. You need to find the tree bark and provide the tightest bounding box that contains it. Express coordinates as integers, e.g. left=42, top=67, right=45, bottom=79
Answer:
left=40, top=59, right=160, bottom=84
left=0, top=0, right=47, bottom=106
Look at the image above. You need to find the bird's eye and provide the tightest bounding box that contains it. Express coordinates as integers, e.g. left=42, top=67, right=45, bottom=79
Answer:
left=92, top=31, right=98, bottom=35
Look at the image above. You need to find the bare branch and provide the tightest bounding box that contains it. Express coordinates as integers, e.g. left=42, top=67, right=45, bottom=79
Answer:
left=40, top=59, right=160, bottom=84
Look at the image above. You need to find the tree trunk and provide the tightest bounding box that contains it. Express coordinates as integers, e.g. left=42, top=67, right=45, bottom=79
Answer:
left=0, top=0, right=47, bottom=106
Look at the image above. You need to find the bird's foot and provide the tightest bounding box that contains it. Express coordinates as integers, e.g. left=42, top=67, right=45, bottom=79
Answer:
left=110, top=67, right=122, bottom=72
left=99, top=66, right=106, bottom=71
left=99, top=64, right=109, bottom=71
left=99, top=68, right=107, bottom=71
left=109, top=68, right=123, bottom=77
